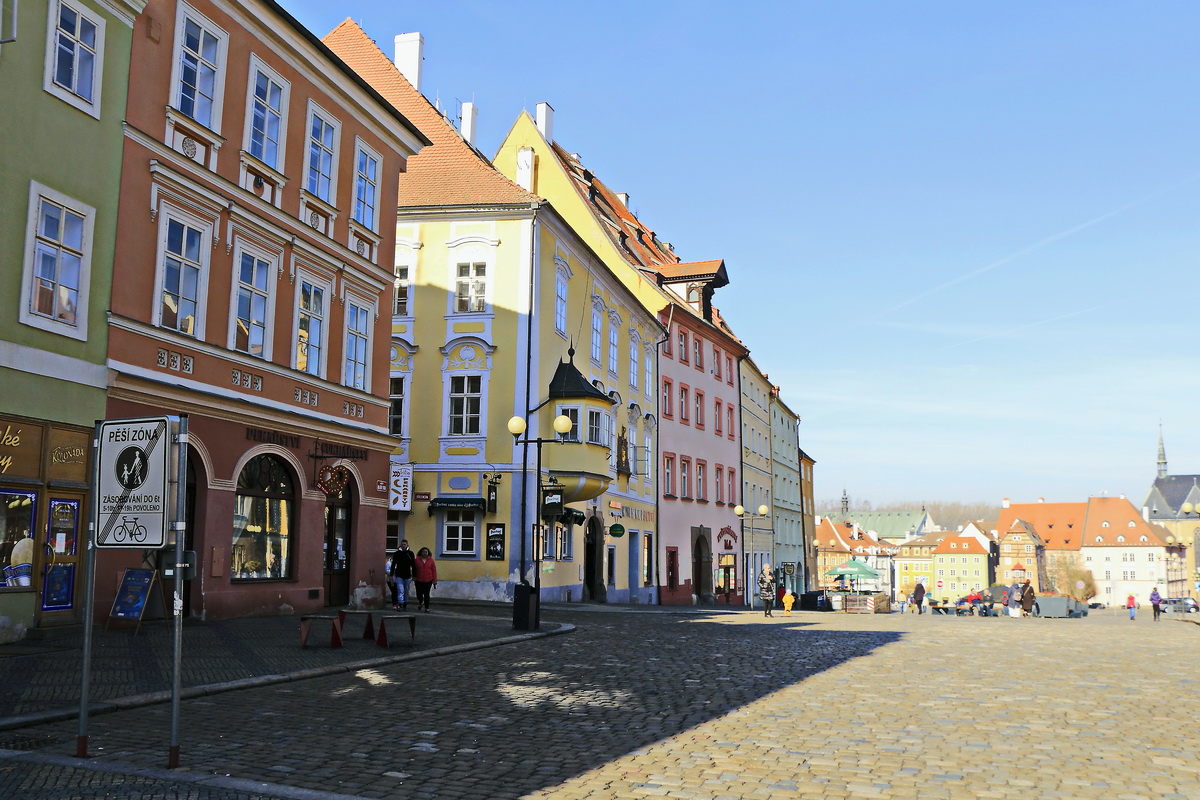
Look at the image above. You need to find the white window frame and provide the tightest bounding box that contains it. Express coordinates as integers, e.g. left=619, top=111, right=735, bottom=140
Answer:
left=586, top=408, right=609, bottom=446
left=351, top=138, right=382, bottom=232
left=393, top=263, right=411, bottom=317
left=342, top=294, right=373, bottom=391
left=293, top=271, right=330, bottom=377
left=227, top=238, right=278, bottom=359
left=554, top=270, right=568, bottom=335
left=715, top=466, right=724, bottom=503
left=304, top=101, right=340, bottom=204
left=19, top=181, right=95, bottom=341
left=629, top=339, right=639, bottom=391
left=644, top=344, right=654, bottom=400
left=696, top=462, right=706, bottom=500
left=555, top=405, right=581, bottom=443
left=43, top=0, right=106, bottom=118
left=152, top=202, right=213, bottom=338
left=680, top=459, right=690, bottom=499
left=590, top=306, right=603, bottom=364
left=447, top=374, right=483, bottom=436
left=663, top=456, right=674, bottom=496
left=608, top=322, right=619, bottom=374
left=170, top=2, right=228, bottom=132
left=442, top=508, right=478, bottom=556
left=388, top=375, right=405, bottom=436
left=243, top=55, right=290, bottom=171
left=453, top=261, right=487, bottom=314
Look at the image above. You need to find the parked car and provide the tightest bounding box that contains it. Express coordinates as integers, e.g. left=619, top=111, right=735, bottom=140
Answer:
left=1088, top=602, right=1106, bottom=609
left=1166, top=598, right=1198, bottom=613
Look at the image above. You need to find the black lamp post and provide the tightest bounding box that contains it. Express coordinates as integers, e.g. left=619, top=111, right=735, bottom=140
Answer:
left=508, top=412, right=573, bottom=631
left=735, top=504, right=770, bottom=609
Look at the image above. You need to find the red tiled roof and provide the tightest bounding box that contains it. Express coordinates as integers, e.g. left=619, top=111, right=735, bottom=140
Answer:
left=996, top=502, right=1086, bottom=550
left=1081, top=496, right=1168, bottom=547
left=933, top=535, right=989, bottom=555
left=656, top=260, right=725, bottom=281
left=323, top=20, right=537, bottom=209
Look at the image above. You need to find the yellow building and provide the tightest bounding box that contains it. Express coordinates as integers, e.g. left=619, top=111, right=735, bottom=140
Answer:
left=327, top=25, right=661, bottom=604
left=931, top=535, right=989, bottom=602
left=894, top=532, right=945, bottom=601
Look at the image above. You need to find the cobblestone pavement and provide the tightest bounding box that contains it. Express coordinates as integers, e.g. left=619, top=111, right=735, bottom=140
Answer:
left=3, top=605, right=1199, bottom=799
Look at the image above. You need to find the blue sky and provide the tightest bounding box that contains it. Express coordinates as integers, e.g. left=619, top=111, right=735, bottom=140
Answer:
left=286, top=1, right=1200, bottom=507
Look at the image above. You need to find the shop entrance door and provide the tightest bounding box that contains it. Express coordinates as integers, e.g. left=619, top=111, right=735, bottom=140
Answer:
left=38, top=494, right=85, bottom=624
left=323, top=487, right=351, bottom=607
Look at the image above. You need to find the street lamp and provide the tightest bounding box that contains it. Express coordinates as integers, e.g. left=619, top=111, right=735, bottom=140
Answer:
left=508, top=413, right=573, bottom=631
left=735, top=504, right=770, bottom=610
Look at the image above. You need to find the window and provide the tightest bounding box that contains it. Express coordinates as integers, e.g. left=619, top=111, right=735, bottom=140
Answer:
left=232, top=455, right=294, bottom=580
left=305, top=109, right=337, bottom=202
left=454, top=262, right=486, bottom=313
left=726, top=356, right=733, bottom=384
left=175, top=9, right=223, bottom=128
left=694, top=339, right=703, bottom=370
left=448, top=375, right=482, bottom=435
left=713, top=348, right=721, bottom=379
left=662, top=379, right=673, bottom=416
left=443, top=508, right=477, bottom=555
left=388, top=265, right=410, bottom=317
left=559, top=525, right=574, bottom=560
left=645, top=350, right=653, bottom=399
left=45, top=0, right=105, bottom=117
left=680, top=387, right=689, bottom=422
left=680, top=459, right=691, bottom=499
left=1024, top=544, right=1032, bottom=553
left=662, top=330, right=672, bottom=357
left=232, top=249, right=270, bottom=357
left=642, top=534, right=653, bottom=586
left=389, top=377, right=405, bottom=436
left=21, top=184, right=94, bottom=339
left=715, top=466, right=724, bottom=503
left=352, top=145, right=380, bottom=230
left=714, top=400, right=723, bottom=434
left=727, top=469, right=736, bottom=506
left=159, top=215, right=205, bottom=336
left=591, top=306, right=603, bottom=362
left=608, top=323, right=618, bottom=372
left=586, top=409, right=610, bottom=447
left=678, top=330, right=688, bottom=362
left=727, top=406, right=735, bottom=437
left=296, top=279, right=325, bottom=375
left=695, top=391, right=704, bottom=428
left=343, top=300, right=370, bottom=390
left=554, top=272, right=568, bottom=334
left=663, top=456, right=674, bottom=496
left=630, top=344, right=639, bottom=390
left=247, top=62, right=286, bottom=168
left=556, top=406, right=580, bottom=442
left=697, top=463, right=707, bottom=500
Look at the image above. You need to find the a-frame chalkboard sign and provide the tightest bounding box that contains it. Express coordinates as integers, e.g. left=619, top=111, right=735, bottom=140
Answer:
left=106, top=568, right=167, bottom=634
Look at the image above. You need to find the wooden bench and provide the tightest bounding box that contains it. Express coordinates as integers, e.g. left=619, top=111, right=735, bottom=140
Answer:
left=299, top=614, right=343, bottom=648
left=930, top=605, right=967, bottom=616
left=374, top=614, right=417, bottom=647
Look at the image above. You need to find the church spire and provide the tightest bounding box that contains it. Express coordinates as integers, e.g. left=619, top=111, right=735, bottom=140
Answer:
left=841, top=489, right=849, bottom=516
left=1157, top=424, right=1168, bottom=480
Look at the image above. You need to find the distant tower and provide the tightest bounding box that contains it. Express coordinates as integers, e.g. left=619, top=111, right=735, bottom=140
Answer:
left=1157, top=425, right=1168, bottom=480
left=840, top=489, right=849, bottom=516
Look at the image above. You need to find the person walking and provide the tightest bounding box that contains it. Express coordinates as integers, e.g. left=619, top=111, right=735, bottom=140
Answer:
left=1020, top=579, right=1036, bottom=617
left=1008, top=580, right=1023, bottom=618
left=913, top=581, right=926, bottom=614
left=1150, top=587, right=1163, bottom=621
left=413, top=546, right=437, bottom=612
left=757, top=564, right=776, bottom=617
left=1126, top=593, right=1137, bottom=620
left=782, top=591, right=795, bottom=616
left=386, top=539, right=417, bottom=610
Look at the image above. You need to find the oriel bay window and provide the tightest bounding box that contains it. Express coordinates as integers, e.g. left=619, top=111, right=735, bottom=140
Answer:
left=231, top=455, right=294, bottom=580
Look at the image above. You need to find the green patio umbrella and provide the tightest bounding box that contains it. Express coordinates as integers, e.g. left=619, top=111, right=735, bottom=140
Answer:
left=825, top=560, right=880, bottom=580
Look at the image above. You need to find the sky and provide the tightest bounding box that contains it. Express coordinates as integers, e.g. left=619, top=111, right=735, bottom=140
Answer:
left=285, top=0, right=1200, bottom=507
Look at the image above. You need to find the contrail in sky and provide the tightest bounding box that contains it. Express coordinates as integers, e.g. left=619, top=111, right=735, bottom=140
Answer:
left=938, top=304, right=1112, bottom=350
left=885, top=172, right=1200, bottom=315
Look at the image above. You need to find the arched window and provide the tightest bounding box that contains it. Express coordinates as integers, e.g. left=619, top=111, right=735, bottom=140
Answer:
left=232, top=454, right=294, bottom=580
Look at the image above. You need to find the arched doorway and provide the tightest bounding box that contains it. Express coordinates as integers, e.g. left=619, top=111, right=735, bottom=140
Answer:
left=692, top=535, right=714, bottom=603
left=583, top=516, right=607, bottom=603
left=323, top=481, right=354, bottom=607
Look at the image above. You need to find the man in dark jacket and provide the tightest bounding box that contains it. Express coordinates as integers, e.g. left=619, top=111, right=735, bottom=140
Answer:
left=387, top=540, right=418, bottom=610
left=913, top=582, right=926, bottom=614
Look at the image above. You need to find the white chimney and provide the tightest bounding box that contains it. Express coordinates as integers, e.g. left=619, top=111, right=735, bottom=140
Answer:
left=1143, top=506, right=1150, bottom=521
left=617, top=192, right=630, bottom=207
left=1002, top=498, right=1010, bottom=509
left=1038, top=497, right=1044, bottom=503
left=535, top=101, right=554, bottom=141
left=394, top=32, right=424, bottom=91
left=460, top=101, right=477, bottom=146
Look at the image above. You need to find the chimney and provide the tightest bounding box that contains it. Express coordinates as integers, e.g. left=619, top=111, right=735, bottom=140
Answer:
left=617, top=192, right=630, bottom=207
left=1002, top=498, right=1010, bottom=509
left=536, top=101, right=554, bottom=141
left=1038, top=497, right=1044, bottom=503
left=460, top=101, right=477, bottom=146
left=515, top=146, right=535, bottom=191
left=394, top=32, right=424, bottom=91
left=1143, top=506, right=1150, bottom=521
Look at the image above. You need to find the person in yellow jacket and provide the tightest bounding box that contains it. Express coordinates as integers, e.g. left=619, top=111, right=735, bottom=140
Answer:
left=782, top=591, right=795, bottom=616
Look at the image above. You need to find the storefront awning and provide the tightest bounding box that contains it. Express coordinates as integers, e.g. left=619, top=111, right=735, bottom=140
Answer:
left=427, top=497, right=486, bottom=515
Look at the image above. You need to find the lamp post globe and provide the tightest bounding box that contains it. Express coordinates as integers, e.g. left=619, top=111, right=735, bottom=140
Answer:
left=757, top=505, right=770, bottom=517
left=507, top=416, right=526, bottom=437
left=1183, top=503, right=1195, bottom=515
left=733, top=505, right=745, bottom=517
left=553, top=414, right=573, bottom=434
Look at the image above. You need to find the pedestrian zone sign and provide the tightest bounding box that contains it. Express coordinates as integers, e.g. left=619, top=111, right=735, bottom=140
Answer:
left=94, top=417, right=174, bottom=549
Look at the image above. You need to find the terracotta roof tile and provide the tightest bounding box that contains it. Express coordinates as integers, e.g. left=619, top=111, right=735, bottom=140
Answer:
left=323, top=20, right=537, bottom=209
left=996, top=502, right=1085, bottom=550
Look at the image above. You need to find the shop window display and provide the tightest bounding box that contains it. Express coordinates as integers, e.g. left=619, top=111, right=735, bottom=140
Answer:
left=0, top=491, right=37, bottom=586
left=231, top=455, right=293, bottom=579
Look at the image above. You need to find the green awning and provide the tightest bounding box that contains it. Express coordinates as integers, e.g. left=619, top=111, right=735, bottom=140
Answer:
left=427, top=497, right=486, bottom=515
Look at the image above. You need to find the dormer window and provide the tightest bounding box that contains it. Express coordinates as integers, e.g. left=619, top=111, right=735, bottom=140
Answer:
left=1102, top=521, right=1109, bottom=528
left=1140, top=535, right=1148, bottom=543
left=1117, top=535, right=1125, bottom=543
left=1128, top=521, right=1136, bottom=528
left=1095, top=536, right=1103, bottom=543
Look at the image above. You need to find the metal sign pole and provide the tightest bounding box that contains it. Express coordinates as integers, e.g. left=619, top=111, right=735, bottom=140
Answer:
left=76, top=421, right=101, bottom=758
left=168, top=415, right=187, bottom=769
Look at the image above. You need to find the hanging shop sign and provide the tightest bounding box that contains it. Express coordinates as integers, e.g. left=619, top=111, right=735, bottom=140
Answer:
left=389, top=460, right=412, bottom=511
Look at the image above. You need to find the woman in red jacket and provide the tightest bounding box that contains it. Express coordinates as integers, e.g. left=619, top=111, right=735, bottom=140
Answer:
left=413, top=546, right=438, bottom=613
